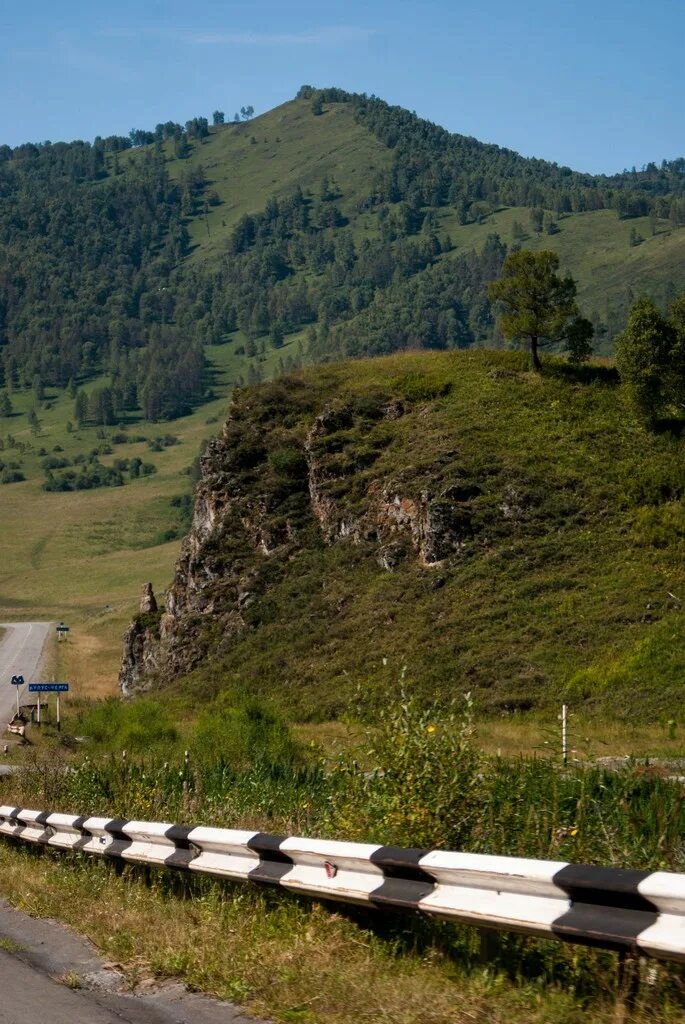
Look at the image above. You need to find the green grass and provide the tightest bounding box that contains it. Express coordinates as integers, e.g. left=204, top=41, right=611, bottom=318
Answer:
left=118, top=99, right=389, bottom=265
left=438, top=207, right=685, bottom=340
left=1, top=692, right=683, bottom=1022
left=138, top=349, right=685, bottom=721
left=0, top=843, right=649, bottom=1024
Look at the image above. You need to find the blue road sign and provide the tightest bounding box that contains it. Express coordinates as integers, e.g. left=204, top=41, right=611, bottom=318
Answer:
left=28, top=683, right=69, bottom=693
left=10, top=675, right=24, bottom=686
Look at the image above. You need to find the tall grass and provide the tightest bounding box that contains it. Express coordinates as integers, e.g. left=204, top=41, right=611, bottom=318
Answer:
left=3, top=690, right=684, bottom=1013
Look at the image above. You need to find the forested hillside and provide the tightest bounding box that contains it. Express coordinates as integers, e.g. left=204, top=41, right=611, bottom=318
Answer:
left=4, top=85, right=685, bottom=429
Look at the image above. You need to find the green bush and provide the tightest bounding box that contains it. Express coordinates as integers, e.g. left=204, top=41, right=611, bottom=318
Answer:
left=190, top=695, right=303, bottom=771
left=0, top=468, right=25, bottom=484
left=268, top=446, right=308, bottom=480
left=78, top=699, right=179, bottom=754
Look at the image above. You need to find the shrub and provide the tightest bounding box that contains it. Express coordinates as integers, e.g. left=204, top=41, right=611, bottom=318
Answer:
left=268, top=446, right=308, bottom=480
left=190, top=696, right=303, bottom=772
left=78, top=699, right=179, bottom=754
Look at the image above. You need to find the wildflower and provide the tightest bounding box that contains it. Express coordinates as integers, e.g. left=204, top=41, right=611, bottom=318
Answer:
left=426, top=725, right=436, bottom=734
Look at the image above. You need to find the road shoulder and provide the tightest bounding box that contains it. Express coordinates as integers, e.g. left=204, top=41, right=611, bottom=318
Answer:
left=0, top=899, right=263, bottom=1023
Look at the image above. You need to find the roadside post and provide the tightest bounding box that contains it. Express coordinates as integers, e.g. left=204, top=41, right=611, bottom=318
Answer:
left=10, top=675, right=24, bottom=717
left=28, top=683, right=68, bottom=731
left=9, top=675, right=24, bottom=716
left=55, top=622, right=70, bottom=642
left=561, top=703, right=568, bottom=765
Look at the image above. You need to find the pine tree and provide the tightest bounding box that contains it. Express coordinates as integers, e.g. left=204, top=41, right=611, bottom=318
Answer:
left=74, top=391, right=88, bottom=427
left=488, top=250, right=581, bottom=371
left=269, top=321, right=285, bottom=349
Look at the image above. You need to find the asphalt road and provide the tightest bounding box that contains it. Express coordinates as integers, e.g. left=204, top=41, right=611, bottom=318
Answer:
left=0, top=622, right=51, bottom=725
left=0, top=900, right=258, bottom=1023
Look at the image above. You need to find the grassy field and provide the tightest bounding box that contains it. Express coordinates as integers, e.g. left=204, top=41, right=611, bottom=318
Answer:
left=439, top=207, right=685, bottom=328
left=117, top=98, right=390, bottom=264
left=0, top=335, right=304, bottom=696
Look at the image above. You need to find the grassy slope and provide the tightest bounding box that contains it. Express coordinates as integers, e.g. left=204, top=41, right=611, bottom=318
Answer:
left=120, top=99, right=391, bottom=263
left=0, top=337, right=301, bottom=695
left=439, top=206, right=685, bottom=332
left=125, top=98, right=685, bottom=330
left=155, top=349, right=685, bottom=723
left=4, top=95, right=685, bottom=704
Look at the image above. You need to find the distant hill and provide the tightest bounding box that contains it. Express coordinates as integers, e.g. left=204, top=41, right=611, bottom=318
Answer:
left=4, top=85, right=685, bottom=419
left=3, top=91, right=685, bottom=702
left=120, top=349, right=685, bottom=721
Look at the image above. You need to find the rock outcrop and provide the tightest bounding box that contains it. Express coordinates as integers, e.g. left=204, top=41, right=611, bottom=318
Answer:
left=119, top=584, right=162, bottom=697
left=140, top=583, right=157, bottom=614
left=119, top=384, right=487, bottom=696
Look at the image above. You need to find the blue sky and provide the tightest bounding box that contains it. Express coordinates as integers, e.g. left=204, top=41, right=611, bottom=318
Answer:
left=1, top=0, right=683, bottom=174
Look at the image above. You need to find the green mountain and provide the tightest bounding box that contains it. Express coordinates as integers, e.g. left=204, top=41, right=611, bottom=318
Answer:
left=4, top=84, right=685, bottom=414
left=4, top=85, right=685, bottom=703
left=121, top=349, right=685, bottom=721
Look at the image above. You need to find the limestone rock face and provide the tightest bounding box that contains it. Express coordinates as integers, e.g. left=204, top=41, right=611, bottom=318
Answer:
left=119, top=394, right=488, bottom=695
left=119, top=617, right=160, bottom=697
left=140, top=583, right=157, bottom=614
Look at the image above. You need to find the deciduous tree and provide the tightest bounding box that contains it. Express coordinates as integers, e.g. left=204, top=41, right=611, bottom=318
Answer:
left=615, top=298, right=675, bottom=424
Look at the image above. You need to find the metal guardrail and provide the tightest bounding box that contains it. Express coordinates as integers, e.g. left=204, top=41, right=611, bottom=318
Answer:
left=0, top=805, right=683, bottom=963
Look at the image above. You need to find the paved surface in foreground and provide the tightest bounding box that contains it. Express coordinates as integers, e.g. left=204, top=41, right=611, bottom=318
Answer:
left=0, top=623, right=51, bottom=726
left=0, top=900, right=260, bottom=1022
left=0, top=629, right=263, bottom=1020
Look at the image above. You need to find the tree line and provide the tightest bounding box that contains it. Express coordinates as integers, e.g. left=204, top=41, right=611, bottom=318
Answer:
left=2, top=85, right=685, bottom=428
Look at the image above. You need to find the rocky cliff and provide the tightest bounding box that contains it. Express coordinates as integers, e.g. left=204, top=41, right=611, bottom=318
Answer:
left=120, top=369, right=486, bottom=697
left=118, top=350, right=684, bottom=720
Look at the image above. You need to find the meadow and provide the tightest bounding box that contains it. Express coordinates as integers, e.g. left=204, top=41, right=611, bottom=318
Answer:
left=0, top=334, right=302, bottom=695
left=0, top=690, right=682, bottom=1024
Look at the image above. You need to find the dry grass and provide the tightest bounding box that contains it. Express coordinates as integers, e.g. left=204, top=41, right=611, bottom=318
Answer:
left=0, top=841, right=665, bottom=1024
left=474, top=716, right=685, bottom=760
left=298, top=715, right=684, bottom=763
left=57, top=610, right=135, bottom=700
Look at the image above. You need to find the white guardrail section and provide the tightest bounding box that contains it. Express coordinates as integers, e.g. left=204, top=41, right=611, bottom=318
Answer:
left=0, top=806, right=683, bottom=963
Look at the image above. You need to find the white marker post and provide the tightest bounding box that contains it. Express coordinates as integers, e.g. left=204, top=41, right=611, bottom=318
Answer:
left=56, top=694, right=61, bottom=732
left=561, top=703, right=568, bottom=766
